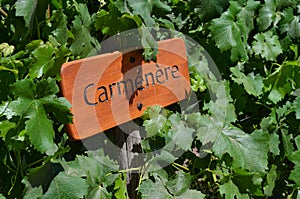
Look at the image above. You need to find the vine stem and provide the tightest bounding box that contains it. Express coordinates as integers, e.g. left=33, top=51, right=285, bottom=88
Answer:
left=0, top=7, right=8, bottom=17
left=172, top=162, right=189, bottom=171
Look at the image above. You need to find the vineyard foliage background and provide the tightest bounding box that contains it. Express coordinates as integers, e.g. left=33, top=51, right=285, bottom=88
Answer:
left=0, top=0, right=300, bottom=198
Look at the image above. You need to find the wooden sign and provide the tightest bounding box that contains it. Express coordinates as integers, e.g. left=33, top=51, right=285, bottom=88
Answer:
left=60, top=38, right=190, bottom=140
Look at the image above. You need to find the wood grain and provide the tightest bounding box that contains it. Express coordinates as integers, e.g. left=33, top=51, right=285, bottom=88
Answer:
left=60, top=38, right=190, bottom=140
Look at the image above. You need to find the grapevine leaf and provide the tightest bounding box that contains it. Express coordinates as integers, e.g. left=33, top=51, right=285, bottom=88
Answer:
left=264, top=63, right=296, bottom=104
left=220, top=178, right=249, bottom=199
left=252, top=31, right=282, bottom=61
left=30, top=42, right=56, bottom=79
left=114, top=174, right=128, bottom=199
left=126, top=0, right=171, bottom=27
left=143, top=108, right=167, bottom=137
left=232, top=168, right=263, bottom=196
left=205, top=80, right=237, bottom=123
left=230, top=67, right=264, bottom=96
left=87, top=186, right=112, bottom=199
left=166, top=114, right=194, bottom=151
left=209, top=1, right=259, bottom=61
left=23, top=179, right=43, bottom=199
left=293, top=96, right=300, bottom=119
left=0, top=121, right=16, bottom=139
left=40, top=97, right=72, bottom=124
left=279, top=7, right=300, bottom=39
left=43, top=172, right=88, bottom=199
left=288, top=149, right=300, bottom=186
left=197, top=117, right=269, bottom=172
left=11, top=79, right=34, bottom=99
left=9, top=78, right=70, bottom=155
left=138, top=179, right=171, bottom=199
left=269, top=132, right=280, bottom=155
left=281, top=129, right=294, bottom=157
left=51, top=10, right=69, bottom=44
left=62, top=149, right=119, bottom=187
left=257, top=0, right=280, bottom=31
left=15, top=0, right=38, bottom=28
left=166, top=170, right=194, bottom=196
left=177, top=190, right=205, bottom=199
left=25, top=101, right=58, bottom=155
left=263, top=165, right=277, bottom=196
left=70, top=4, right=100, bottom=57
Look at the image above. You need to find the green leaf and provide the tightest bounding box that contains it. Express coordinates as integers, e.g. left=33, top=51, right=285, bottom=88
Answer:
left=230, top=67, right=264, bottom=96
left=43, top=172, right=88, bottom=199
left=252, top=31, right=283, bottom=61
left=205, top=80, right=237, bottom=123
left=166, top=170, right=193, bottom=196
left=40, top=97, right=72, bottom=124
left=114, top=174, right=128, bottom=199
left=25, top=101, right=58, bottom=155
left=62, top=149, right=119, bottom=187
left=30, top=42, right=56, bottom=79
left=288, top=150, right=300, bottom=186
left=9, top=78, right=69, bottom=155
left=279, top=7, right=300, bottom=39
left=209, top=1, right=259, bottom=61
left=70, top=4, right=100, bottom=57
left=23, top=179, right=43, bottom=199
left=264, top=62, right=298, bottom=104
left=263, top=165, right=277, bottom=196
left=166, top=114, right=194, bottom=151
left=143, top=106, right=167, bottom=137
left=281, top=129, right=294, bottom=157
left=127, top=0, right=171, bottom=27
left=139, top=26, right=159, bottom=61
left=0, top=121, right=16, bottom=139
left=15, top=0, right=38, bottom=28
left=139, top=179, right=171, bottom=199
left=88, top=186, right=111, bottom=199
left=197, top=117, right=269, bottom=172
left=51, top=9, right=69, bottom=44
left=257, top=0, right=281, bottom=31
left=176, top=189, right=205, bottom=199
left=220, top=178, right=249, bottom=199
left=293, top=93, right=300, bottom=119
left=11, top=79, right=34, bottom=99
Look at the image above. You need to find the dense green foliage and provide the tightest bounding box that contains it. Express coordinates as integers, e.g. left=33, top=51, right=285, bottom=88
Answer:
left=0, top=0, right=300, bottom=198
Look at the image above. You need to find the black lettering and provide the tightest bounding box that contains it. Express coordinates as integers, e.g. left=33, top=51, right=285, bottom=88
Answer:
left=117, top=79, right=134, bottom=96
left=164, top=67, right=170, bottom=81
left=155, top=68, right=164, bottom=84
left=135, top=68, right=144, bottom=90
left=98, top=86, right=108, bottom=102
left=109, top=83, right=116, bottom=99
left=171, top=65, right=180, bottom=78
left=145, top=72, right=155, bottom=87
left=84, top=83, right=98, bottom=106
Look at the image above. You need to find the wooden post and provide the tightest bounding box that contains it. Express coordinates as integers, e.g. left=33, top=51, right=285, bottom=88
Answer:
left=114, top=123, right=141, bottom=199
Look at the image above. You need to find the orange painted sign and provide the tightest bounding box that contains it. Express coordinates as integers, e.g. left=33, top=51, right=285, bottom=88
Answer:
left=60, top=38, right=190, bottom=140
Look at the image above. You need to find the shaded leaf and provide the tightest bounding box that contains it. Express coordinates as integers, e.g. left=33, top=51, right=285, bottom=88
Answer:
left=230, top=67, right=264, bottom=96
left=279, top=7, right=300, bottom=39
left=220, top=178, right=249, bottom=199
left=263, top=165, right=277, bottom=196
left=15, top=0, right=38, bottom=28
